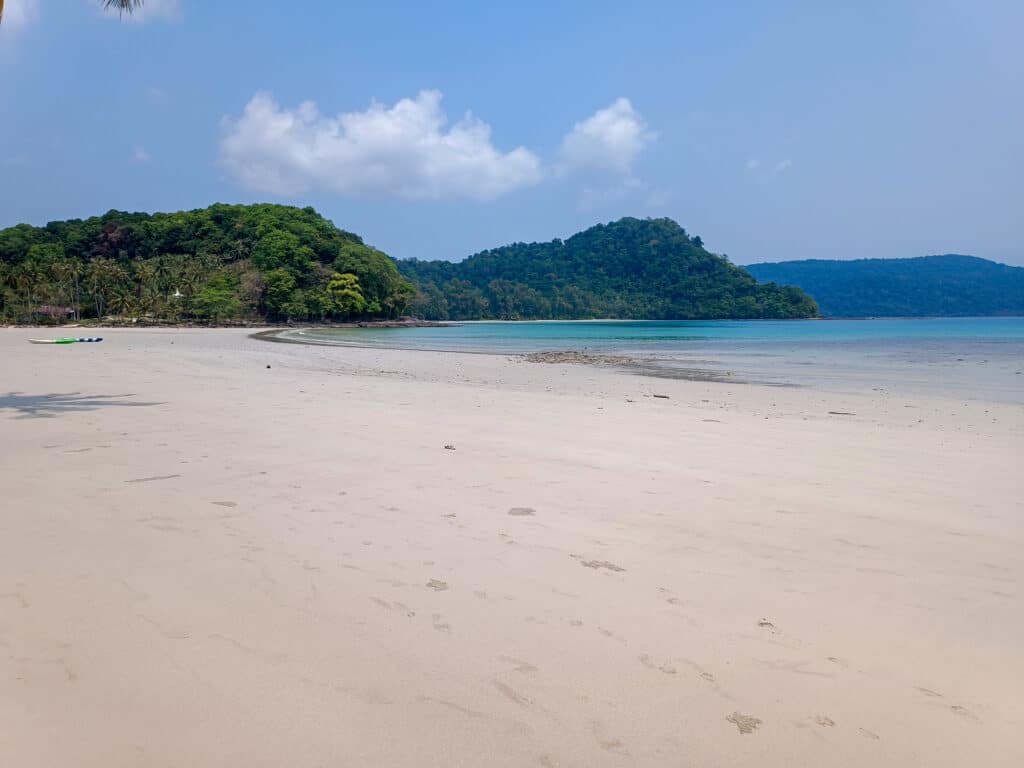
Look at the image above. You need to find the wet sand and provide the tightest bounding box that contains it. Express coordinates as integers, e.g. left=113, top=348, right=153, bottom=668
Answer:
left=1, top=327, right=1021, bottom=766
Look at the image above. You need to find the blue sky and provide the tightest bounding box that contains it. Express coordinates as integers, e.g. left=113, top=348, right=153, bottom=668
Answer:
left=2, top=0, right=1022, bottom=265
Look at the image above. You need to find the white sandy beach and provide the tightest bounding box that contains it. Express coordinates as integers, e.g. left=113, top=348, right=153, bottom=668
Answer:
left=1, top=327, right=1021, bottom=767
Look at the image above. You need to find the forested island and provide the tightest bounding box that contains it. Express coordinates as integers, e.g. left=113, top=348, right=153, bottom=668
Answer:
left=1, top=208, right=817, bottom=324
left=399, top=218, right=818, bottom=320
left=0, top=204, right=415, bottom=324
left=746, top=255, right=1024, bottom=317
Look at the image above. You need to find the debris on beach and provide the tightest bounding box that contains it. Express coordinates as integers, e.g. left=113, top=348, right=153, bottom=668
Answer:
left=443, top=444, right=456, bottom=450
left=524, top=351, right=633, bottom=366
left=508, top=507, right=536, bottom=516
left=727, top=712, right=762, bottom=735
left=652, top=393, right=671, bottom=399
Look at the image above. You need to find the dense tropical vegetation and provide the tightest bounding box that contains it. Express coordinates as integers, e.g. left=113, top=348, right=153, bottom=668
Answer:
left=0, top=204, right=415, bottom=324
left=399, top=217, right=818, bottom=320
left=746, top=255, right=1024, bottom=317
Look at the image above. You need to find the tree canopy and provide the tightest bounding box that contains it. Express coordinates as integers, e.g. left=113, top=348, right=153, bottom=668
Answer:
left=745, top=255, right=1024, bottom=317
left=399, top=217, right=818, bottom=320
left=0, top=203, right=414, bottom=324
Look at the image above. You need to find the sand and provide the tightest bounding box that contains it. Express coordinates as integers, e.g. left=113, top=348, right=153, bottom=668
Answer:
left=1, top=327, right=1021, bottom=767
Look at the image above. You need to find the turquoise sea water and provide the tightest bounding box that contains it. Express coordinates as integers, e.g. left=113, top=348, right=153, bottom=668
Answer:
left=285, top=318, right=1024, bottom=402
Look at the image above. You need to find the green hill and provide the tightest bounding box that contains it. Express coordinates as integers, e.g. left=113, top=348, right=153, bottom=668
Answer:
left=0, top=203, right=414, bottom=324
left=399, top=217, right=817, bottom=320
left=745, top=255, right=1024, bottom=317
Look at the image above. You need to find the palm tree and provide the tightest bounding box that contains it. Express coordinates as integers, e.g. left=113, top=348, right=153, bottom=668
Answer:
left=1, top=1, right=143, bottom=24
left=101, top=1, right=145, bottom=16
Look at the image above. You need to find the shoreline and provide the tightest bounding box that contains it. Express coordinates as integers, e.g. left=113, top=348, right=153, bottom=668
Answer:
left=252, top=328, right=758, bottom=385
left=7, top=315, right=1023, bottom=332
left=3, top=318, right=450, bottom=331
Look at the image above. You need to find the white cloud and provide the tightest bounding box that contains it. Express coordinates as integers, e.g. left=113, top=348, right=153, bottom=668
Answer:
left=558, top=98, right=655, bottom=175
left=1, top=0, right=40, bottom=30
left=746, top=158, right=761, bottom=171
left=773, top=158, right=792, bottom=174
left=133, top=145, right=151, bottom=162
left=101, top=0, right=181, bottom=23
left=220, top=90, right=543, bottom=200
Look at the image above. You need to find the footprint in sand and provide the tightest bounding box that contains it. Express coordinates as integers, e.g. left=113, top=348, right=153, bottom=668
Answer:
left=370, top=596, right=415, bottom=617
left=579, top=559, right=625, bottom=572
left=417, top=696, right=483, bottom=719
left=426, top=579, right=449, bottom=591
left=493, top=680, right=531, bottom=707
left=211, top=501, right=238, bottom=508
left=597, top=626, right=626, bottom=643
left=508, top=507, right=536, bottom=516
left=498, top=655, right=539, bottom=674
left=671, top=658, right=715, bottom=682
left=393, top=602, right=416, bottom=617
left=950, top=705, right=979, bottom=721
left=0, top=592, right=30, bottom=609
left=148, top=523, right=184, bottom=533
left=658, top=586, right=683, bottom=605
left=431, top=614, right=451, bottom=633
left=638, top=654, right=677, bottom=674
left=727, top=712, right=762, bottom=735
left=814, top=715, right=836, bottom=727
left=591, top=722, right=629, bottom=755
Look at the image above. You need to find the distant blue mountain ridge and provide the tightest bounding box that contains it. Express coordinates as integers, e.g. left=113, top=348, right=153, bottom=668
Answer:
left=744, top=254, right=1024, bottom=317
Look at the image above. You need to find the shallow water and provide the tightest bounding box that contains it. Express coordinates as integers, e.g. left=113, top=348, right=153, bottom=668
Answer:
left=286, top=318, right=1024, bottom=402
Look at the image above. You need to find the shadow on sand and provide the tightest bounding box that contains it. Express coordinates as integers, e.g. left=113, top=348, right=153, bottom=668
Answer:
left=0, top=392, right=163, bottom=419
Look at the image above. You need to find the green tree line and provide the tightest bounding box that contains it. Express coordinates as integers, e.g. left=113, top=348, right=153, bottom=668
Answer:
left=399, top=217, right=818, bottom=320
left=0, top=204, right=415, bottom=324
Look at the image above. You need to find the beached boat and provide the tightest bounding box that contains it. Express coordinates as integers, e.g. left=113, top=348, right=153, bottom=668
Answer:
left=28, top=337, right=104, bottom=345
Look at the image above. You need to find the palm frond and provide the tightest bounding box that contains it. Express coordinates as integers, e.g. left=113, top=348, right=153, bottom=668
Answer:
left=102, top=0, right=145, bottom=16
left=1, top=0, right=144, bottom=26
